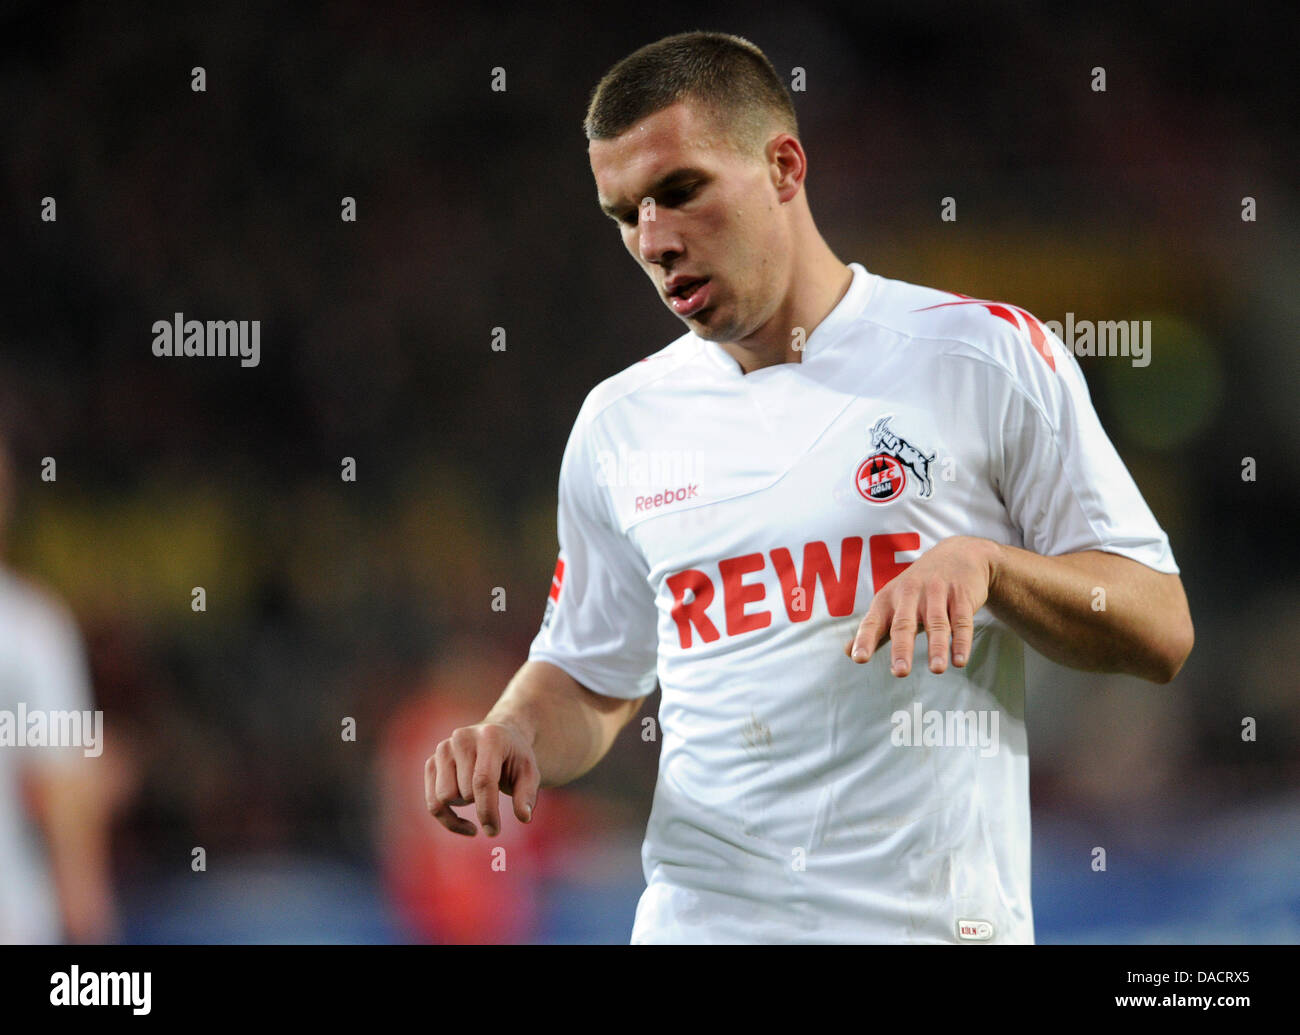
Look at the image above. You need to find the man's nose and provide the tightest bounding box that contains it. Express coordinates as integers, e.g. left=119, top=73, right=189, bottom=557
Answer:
left=638, top=209, right=681, bottom=266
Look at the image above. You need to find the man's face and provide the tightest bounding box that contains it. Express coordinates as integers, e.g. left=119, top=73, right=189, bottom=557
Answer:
left=589, top=100, right=789, bottom=344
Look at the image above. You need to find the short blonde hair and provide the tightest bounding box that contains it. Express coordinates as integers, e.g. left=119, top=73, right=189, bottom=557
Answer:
left=584, top=31, right=799, bottom=157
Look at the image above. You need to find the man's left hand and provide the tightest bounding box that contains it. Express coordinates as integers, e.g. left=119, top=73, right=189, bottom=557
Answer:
left=844, top=535, right=1000, bottom=677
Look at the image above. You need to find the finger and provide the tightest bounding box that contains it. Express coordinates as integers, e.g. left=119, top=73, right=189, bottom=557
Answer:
left=428, top=743, right=477, bottom=835
left=424, top=750, right=440, bottom=809
left=430, top=799, right=478, bottom=837
left=449, top=728, right=476, bottom=803
left=510, top=755, right=540, bottom=823
left=432, top=741, right=477, bottom=834
left=432, top=740, right=460, bottom=805
left=849, top=601, right=889, bottom=663
left=950, top=590, right=976, bottom=667
left=473, top=729, right=504, bottom=837
left=889, top=581, right=922, bottom=676
left=925, top=579, right=952, bottom=674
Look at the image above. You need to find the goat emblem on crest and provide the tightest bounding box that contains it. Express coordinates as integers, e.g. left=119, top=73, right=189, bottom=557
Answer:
left=854, top=415, right=936, bottom=504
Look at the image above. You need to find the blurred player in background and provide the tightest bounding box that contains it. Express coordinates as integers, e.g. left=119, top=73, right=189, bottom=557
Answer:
left=0, top=430, right=117, bottom=943
left=427, top=31, right=1194, bottom=943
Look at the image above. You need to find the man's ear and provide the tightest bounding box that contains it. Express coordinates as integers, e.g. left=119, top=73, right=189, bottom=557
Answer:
left=769, top=134, right=805, bottom=202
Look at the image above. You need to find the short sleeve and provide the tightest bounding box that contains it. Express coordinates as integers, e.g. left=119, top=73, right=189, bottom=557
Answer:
left=11, top=590, right=94, bottom=715
left=994, top=339, right=1179, bottom=574
left=527, top=406, right=660, bottom=700
left=1, top=582, right=96, bottom=765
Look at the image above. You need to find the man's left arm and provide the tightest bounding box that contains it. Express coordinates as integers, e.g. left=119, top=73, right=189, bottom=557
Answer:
left=845, top=535, right=1194, bottom=684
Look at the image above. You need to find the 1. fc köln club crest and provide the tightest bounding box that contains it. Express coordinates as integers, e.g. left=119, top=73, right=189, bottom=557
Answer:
left=854, top=415, right=936, bottom=504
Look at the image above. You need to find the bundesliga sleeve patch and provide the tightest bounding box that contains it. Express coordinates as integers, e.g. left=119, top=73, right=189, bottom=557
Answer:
left=540, top=556, right=565, bottom=629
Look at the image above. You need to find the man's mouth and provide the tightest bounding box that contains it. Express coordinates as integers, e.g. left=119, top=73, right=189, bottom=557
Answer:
left=667, top=277, right=711, bottom=317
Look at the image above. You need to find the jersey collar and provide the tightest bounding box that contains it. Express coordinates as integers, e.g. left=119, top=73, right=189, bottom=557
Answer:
left=694, top=262, right=874, bottom=374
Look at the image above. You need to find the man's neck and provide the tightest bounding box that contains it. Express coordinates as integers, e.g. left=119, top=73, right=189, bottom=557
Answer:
left=720, top=256, right=854, bottom=375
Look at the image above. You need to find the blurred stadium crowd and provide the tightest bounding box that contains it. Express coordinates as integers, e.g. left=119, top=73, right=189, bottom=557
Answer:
left=0, top=2, right=1296, bottom=942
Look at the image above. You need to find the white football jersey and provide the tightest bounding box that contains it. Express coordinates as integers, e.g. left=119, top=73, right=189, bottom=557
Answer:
left=0, top=570, right=95, bottom=943
left=528, top=262, right=1178, bottom=944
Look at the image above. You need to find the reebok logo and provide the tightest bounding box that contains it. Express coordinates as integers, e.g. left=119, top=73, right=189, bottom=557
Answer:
left=635, top=483, right=698, bottom=513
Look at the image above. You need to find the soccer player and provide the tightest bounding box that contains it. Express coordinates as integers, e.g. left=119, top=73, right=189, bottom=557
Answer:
left=426, top=31, right=1194, bottom=943
left=0, top=432, right=117, bottom=943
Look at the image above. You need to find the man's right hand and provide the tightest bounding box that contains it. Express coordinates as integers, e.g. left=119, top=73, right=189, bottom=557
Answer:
left=425, top=719, right=541, bottom=837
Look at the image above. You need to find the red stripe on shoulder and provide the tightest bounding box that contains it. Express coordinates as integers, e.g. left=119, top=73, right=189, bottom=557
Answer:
left=910, top=296, right=1056, bottom=371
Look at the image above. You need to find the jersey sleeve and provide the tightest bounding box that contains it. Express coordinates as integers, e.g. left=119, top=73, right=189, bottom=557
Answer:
left=992, top=330, right=1179, bottom=574
left=9, top=587, right=96, bottom=764
left=19, top=594, right=94, bottom=715
left=527, top=403, right=660, bottom=700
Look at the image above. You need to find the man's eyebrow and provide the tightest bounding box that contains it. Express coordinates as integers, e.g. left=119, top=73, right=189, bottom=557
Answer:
left=599, top=167, right=709, bottom=217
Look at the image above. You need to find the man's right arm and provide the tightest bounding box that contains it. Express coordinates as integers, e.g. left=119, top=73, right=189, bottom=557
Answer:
left=425, top=659, right=645, bottom=837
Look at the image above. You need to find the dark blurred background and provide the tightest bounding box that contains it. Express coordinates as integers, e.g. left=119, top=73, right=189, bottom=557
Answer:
left=0, top=0, right=1297, bottom=942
